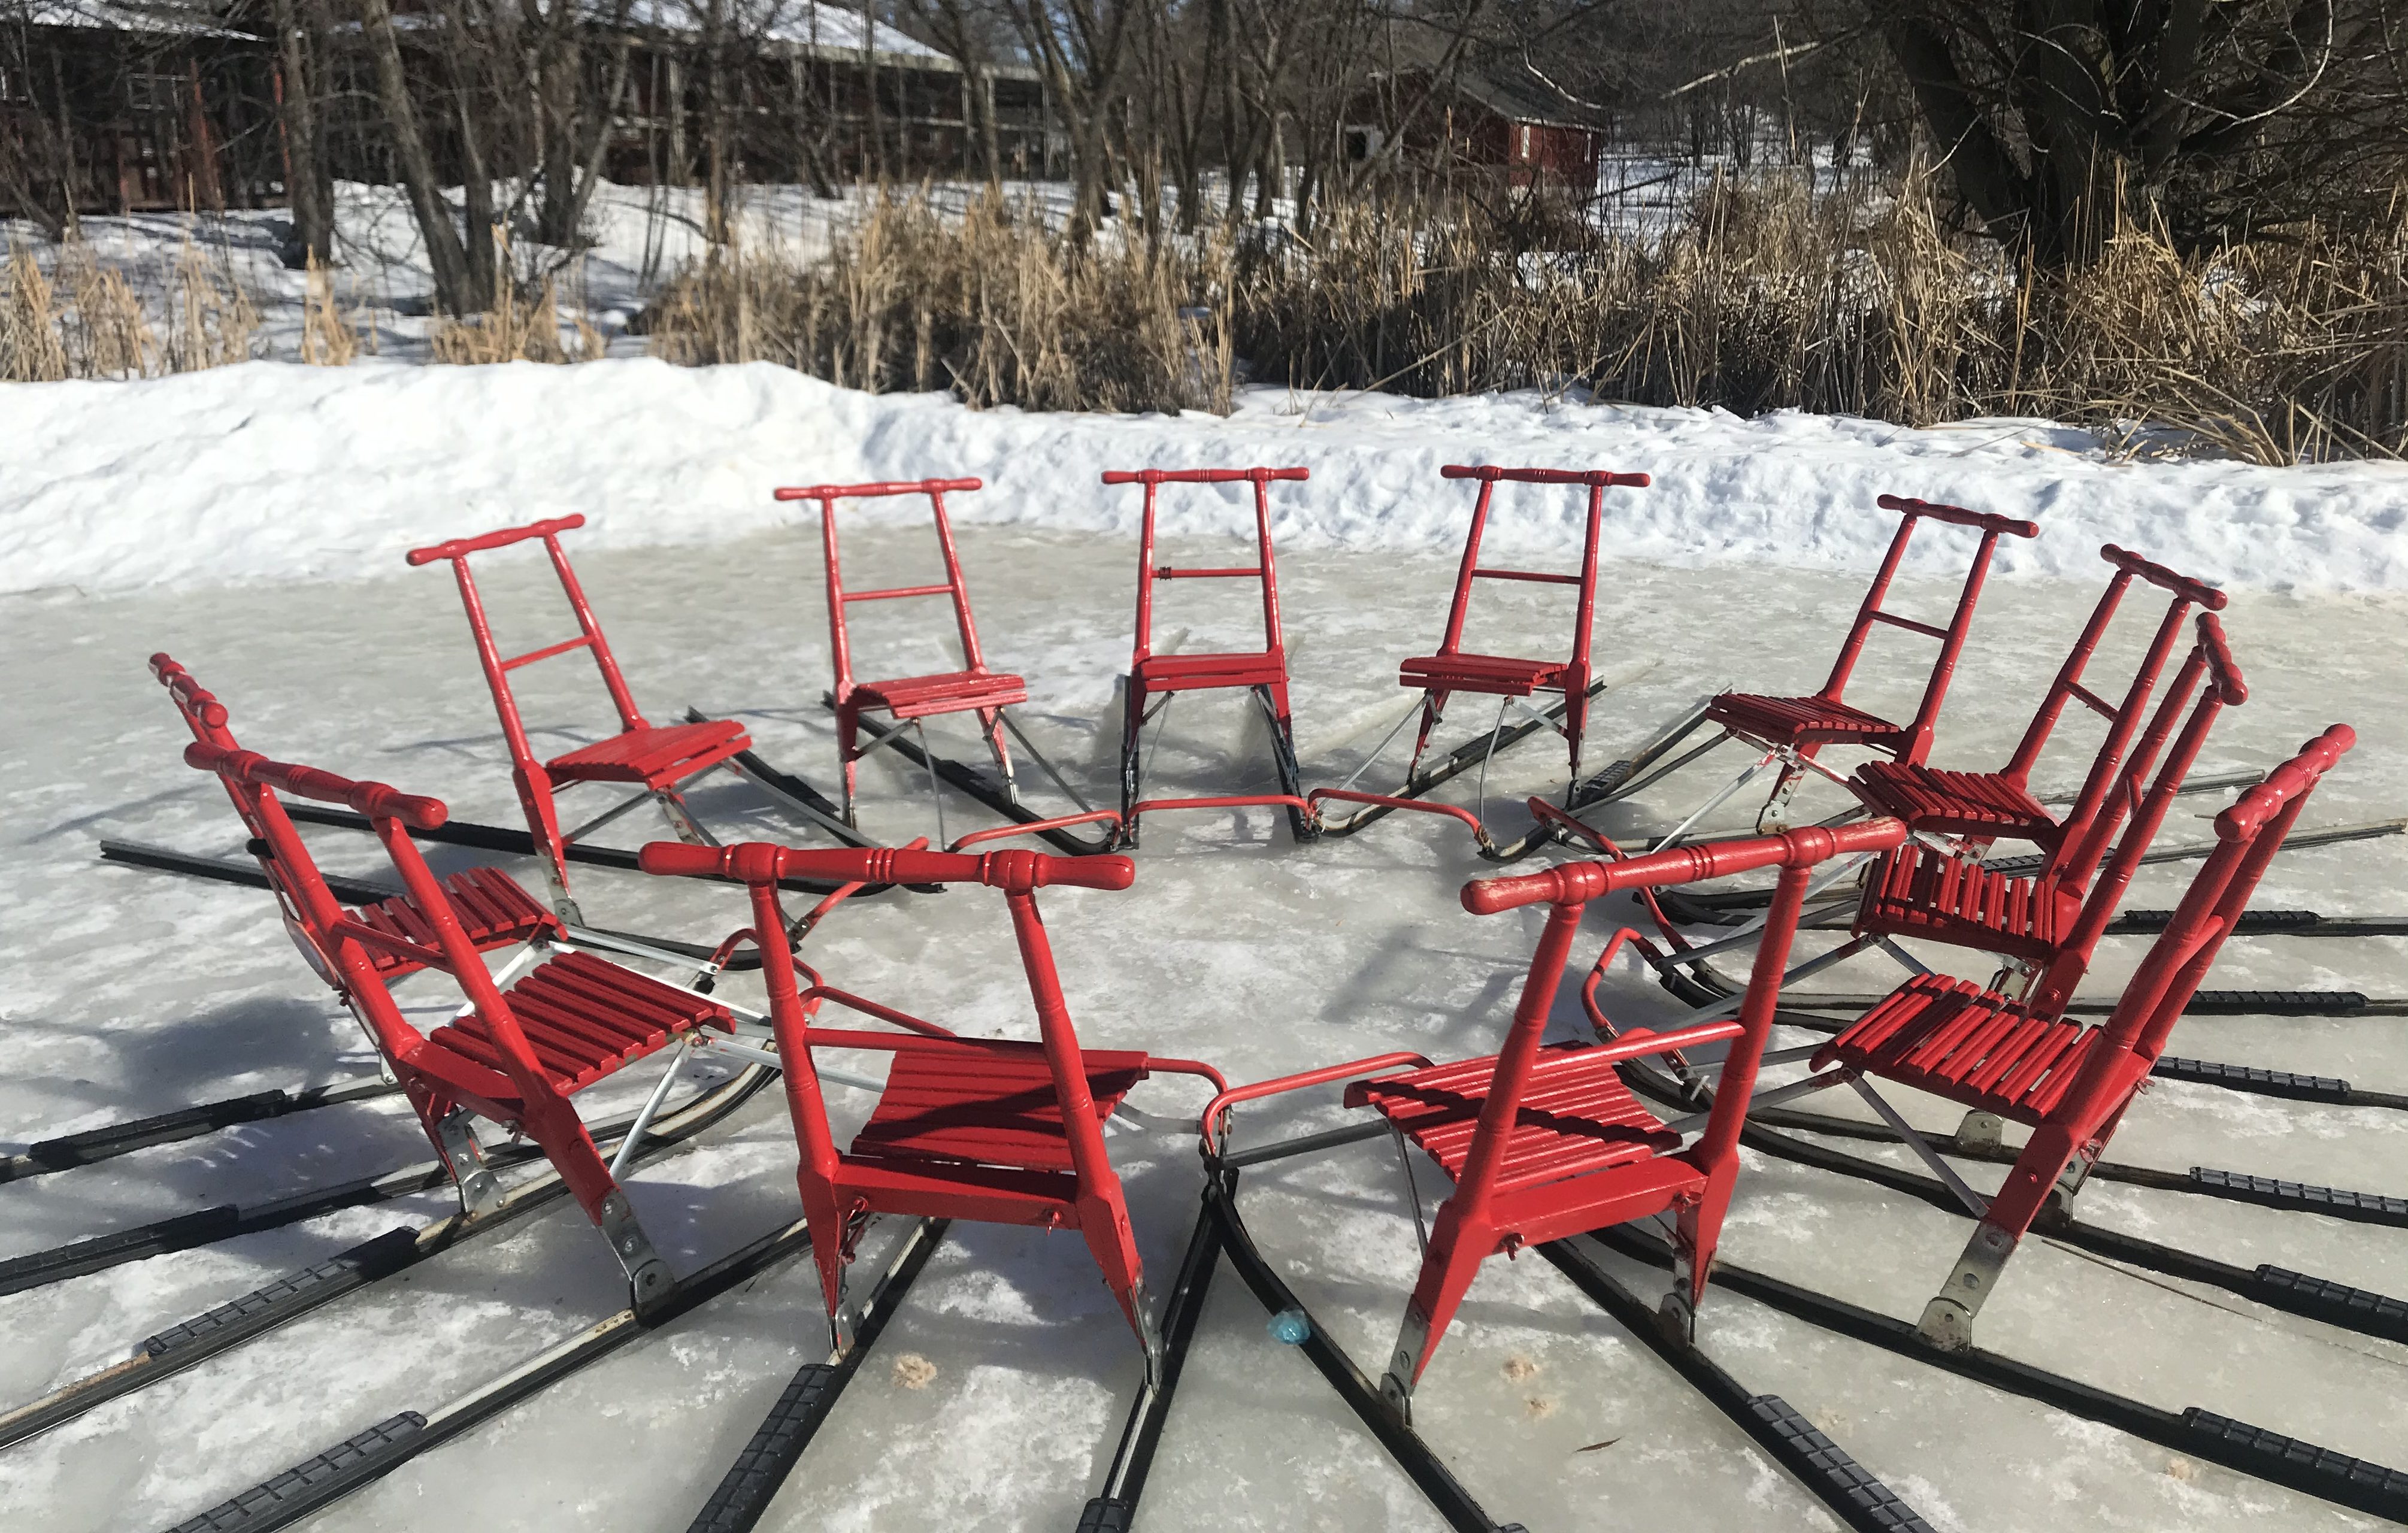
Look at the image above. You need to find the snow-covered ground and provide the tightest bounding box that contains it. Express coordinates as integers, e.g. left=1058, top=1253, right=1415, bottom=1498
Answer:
left=1, top=365, right=2404, bottom=1532
left=6, top=361, right=2406, bottom=597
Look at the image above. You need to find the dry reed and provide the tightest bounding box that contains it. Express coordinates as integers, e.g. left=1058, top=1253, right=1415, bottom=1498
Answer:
left=301, top=252, right=361, bottom=366
left=646, top=191, right=1235, bottom=414
left=428, top=247, right=605, bottom=365
left=1, top=235, right=258, bottom=382
left=647, top=177, right=2408, bottom=460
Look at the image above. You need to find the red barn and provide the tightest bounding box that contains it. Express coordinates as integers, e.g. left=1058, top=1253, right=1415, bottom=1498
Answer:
left=1341, top=66, right=1601, bottom=193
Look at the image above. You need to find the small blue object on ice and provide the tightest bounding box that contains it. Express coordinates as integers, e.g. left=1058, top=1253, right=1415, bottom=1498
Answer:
left=1267, top=1308, right=1310, bottom=1346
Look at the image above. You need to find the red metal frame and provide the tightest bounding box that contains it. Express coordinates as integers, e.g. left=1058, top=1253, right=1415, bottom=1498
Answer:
left=772, top=478, right=1031, bottom=826
left=181, top=740, right=732, bottom=1303
left=1818, top=723, right=2354, bottom=1347
left=149, top=653, right=558, bottom=980
left=640, top=840, right=1226, bottom=1365
left=1397, top=465, right=1651, bottom=795
left=1108, top=466, right=1312, bottom=846
left=1854, top=612, right=2247, bottom=1011
left=1853, top=543, right=2227, bottom=859
left=1704, top=494, right=2040, bottom=828
left=1201, top=816, right=1907, bottom=1411
left=406, top=514, right=751, bottom=919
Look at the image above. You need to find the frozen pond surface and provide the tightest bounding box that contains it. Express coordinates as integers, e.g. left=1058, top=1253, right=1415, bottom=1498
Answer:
left=1, top=523, right=2402, bottom=1531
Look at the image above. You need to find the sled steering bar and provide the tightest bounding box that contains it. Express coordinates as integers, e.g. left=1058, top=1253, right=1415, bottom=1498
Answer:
left=774, top=478, right=983, bottom=501
left=1461, top=818, right=1907, bottom=914
left=184, top=742, right=449, bottom=832
left=2102, top=544, right=2228, bottom=610
left=1101, top=467, right=1309, bottom=485
left=1441, top=465, right=1652, bottom=487
left=641, top=841, right=1135, bottom=894
left=1873, top=494, right=2040, bottom=538
left=406, top=514, right=586, bottom=566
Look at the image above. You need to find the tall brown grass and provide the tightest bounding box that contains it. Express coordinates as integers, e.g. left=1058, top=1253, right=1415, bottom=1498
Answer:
left=646, top=178, right=2408, bottom=462
left=1232, top=178, right=2408, bottom=463
left=2, top=237, right=259, bottom=381
left=646, top=192, right=1235, bottom=414
left=428, top=242, right=604, bottom=365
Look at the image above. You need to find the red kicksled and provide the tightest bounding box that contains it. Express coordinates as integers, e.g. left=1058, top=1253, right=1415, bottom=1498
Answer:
left=1109, top=466, right=1315, bottom=847
left=640, top=840, right=1225, bottom=1370
left=408, top=514, right=752, bottom=922
left=178, top=735, right=745, bottom=1307
left=774, top=477, right=1035, bottom=836
left=1311, top=463, right=1650, bottom=853
left=1676, top=495, right=2040, bottom=838
left=1815, top=725, right=2355, bottom=1347
left=1201, top=816, right=1906, bottom=1417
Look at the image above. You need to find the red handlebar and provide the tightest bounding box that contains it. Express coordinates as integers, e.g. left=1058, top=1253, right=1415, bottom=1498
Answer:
left=184, top=743, right=449, bottom=831
left=2219, top=725, right=2354, bottom=841
left=150, top=652, right=229, bottom=729
left=773, top=478, right=982, bottom=502
left=405, top=514, right=586, bottom=566
left=1099, top=467, right=1309, bottom=486
left=2194, top=611, right=2248, bottom=704
left=2100, top=544, right=2227, bottom=611
left=639, top=841, right=1135, bottom=895
left=1875, top=495, right=2039, bottom=540
left=1440, top=465, right=1652, bottom=488
left=1461, top=819, right=1906, bottom=914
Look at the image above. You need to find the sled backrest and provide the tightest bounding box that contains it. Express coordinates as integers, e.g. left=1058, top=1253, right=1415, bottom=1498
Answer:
left=1107, top=466, right=1305, bottom=670
left=2013, top=545, right=2227, bottom=860
left=2086, top=723, right=2352, bottom=1069
left=774, top=477, right=995, bottom=701
left=1422, top=465, right=1650, bottom=674
left=181, top=742, right=561, bottom=1107
left=405, top=515, right=649, bottom=771
left=1456, top=817, right=1909, bottom=1201
left=638, top=840, right=1135, bottom=1182
left=1820, top=495, right=2040, bottom=762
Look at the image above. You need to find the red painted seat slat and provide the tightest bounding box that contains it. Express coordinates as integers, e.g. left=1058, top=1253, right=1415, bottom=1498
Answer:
left=1855, top=842, right=2065, bottom=962
left=1348, top=1043, right=1681, bottom=1193
left=1705, top=691, right=1907, bottom=750
left=546, top=718, right=749, bottom=786
left=352, top=867, right=557, bottom=975
left=1397, top=652, right=1568, bottom=696
left=1853, top=761, right=2059, bottom=846
left=852, top=669, right=1029, bottom=719
left=424, top=950, right=730, bottom=1096
left=1813, top=974, right=2099, bottom=1124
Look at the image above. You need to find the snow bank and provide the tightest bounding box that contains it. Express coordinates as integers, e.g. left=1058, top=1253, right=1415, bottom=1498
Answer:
left=4, top=358, right=2403, bottom=596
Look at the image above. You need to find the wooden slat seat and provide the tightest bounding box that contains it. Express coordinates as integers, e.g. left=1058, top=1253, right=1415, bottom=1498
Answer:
left=546, top=718, right=749, bottom=787
left=1346, top=1043, right=1682, bottom=1194
left=1134, top=649, right=1289, bottom=692
left=852, top=669, right=1028, bottom=720
left=423, top=950, right=731, bottom=1096
left=1854, top=761, right=2058, bottom=847
left=352, top=867, right=558, bottom=976
left=1813, top=973, right=2104, bottom=1125
left=1706, top=690, right=1908, bottom=751
left=847, top=1037, right=1149, bottom=1174
left=1857, top=841, right=2068, bottom=962
left=1397, top=652, right=1567, bottom=697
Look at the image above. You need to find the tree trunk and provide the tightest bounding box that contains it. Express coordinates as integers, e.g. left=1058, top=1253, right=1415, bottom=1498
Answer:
left=356, top=0, right=480, bottom=313
left=268, top=0, right=332, bottom=266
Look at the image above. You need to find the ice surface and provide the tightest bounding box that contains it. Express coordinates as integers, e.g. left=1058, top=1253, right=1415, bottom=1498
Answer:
left=0, top=431, right=2403, bottom=1530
